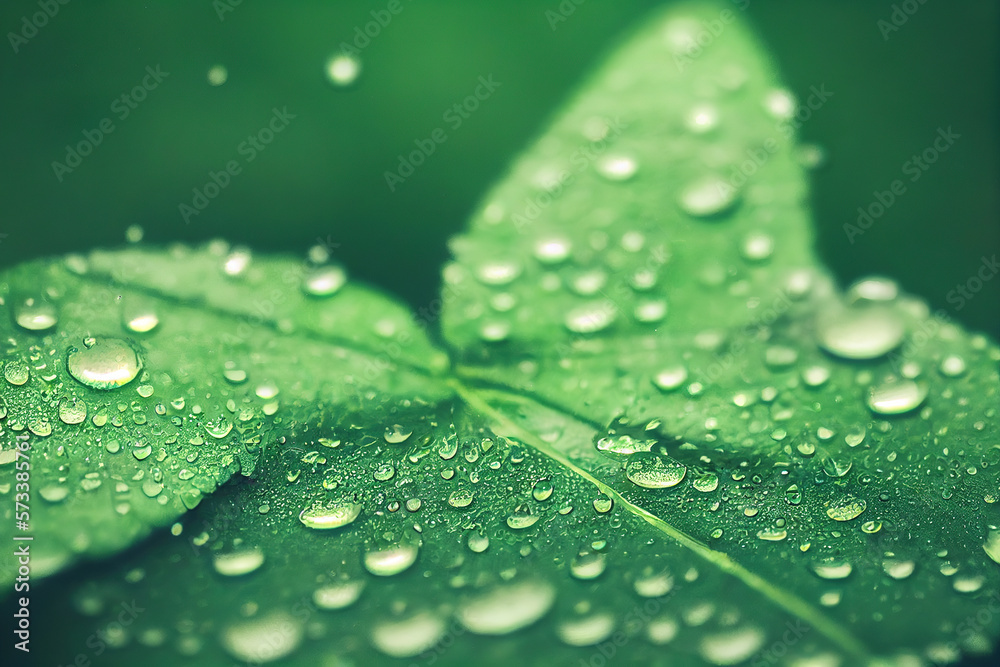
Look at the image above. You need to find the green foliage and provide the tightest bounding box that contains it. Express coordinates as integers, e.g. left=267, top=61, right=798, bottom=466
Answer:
left=3, top=3, right=998, bottom=666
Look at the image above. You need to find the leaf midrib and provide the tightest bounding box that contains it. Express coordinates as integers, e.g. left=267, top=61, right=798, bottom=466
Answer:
left=80, top=267, right=873, bottom=662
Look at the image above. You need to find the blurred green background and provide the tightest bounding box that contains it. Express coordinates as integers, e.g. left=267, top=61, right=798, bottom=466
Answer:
left=1, top=0, right=997, bottom=339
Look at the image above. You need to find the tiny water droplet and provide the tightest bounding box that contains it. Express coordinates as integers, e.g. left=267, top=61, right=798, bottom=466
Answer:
left=302, top=264, right=347, bottom=297
left=325, top=52, right=362, bottom=87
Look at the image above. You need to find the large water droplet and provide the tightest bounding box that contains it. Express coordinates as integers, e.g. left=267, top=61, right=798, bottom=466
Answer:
left=826, top=496, right=867, bottom=522
left=882, top=558, right=915, bottom=580
left=313, top=579, right=365, bottom=610
left=625, top=453, right=686, bottom=489
left=13, top=297, right=58, bottom=332
left=67, top=338, right=143, bottom=390
left=866, top=379, right=927, bottom=415
left=817, top=305, right=904, bottom=360
left=812, top=560, right=852, bottom=580
left=298, top=499, right=362, bottom=530
left=533, top=237, right=572, bottom=264
left=364, top=541, right=419, bottom=576
left=699, top=626, right=765, bottom=665
left=4, top=360, right=30, bottom=386
left=302, top=265, right=347, bottom=297
left=220, top=612, right=302, bottom=663
left=564, top=302, right=616, bottom=334
left=371, top=611, right=447, bottom=658
left=678, top=175, right=738, bottom=218
left=596, top=154, right=638, bottom=181
left=569, top=552, right=607, bottom=580
left=212, top=548, right=265, bottom=576
left=557, top=612, right=615, bottom=646
left=458, top=581, right=555, bottom=635
left=58, top=397, right=88, bottom=425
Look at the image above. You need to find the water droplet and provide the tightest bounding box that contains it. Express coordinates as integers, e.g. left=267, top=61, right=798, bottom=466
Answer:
left=867, top=379, right=927, bottom=415
left=678, top=175, right=738, bottom=218
left=821, top=456, right=852, bottom=478
left=596, top=154, right=637, bottom=181
left=302, top=265, right=347, bottom=297
left=223, top=248, right=252, bottom=276
left=67, top=338, right=142, bottom=390
left=532, top=479, right=554, bottom=502
left=123, top=299, right=159, bottom=333
left=653, top=366, right=688, bottom=391
left=634, top=299, right=667, bottom=323
left=565, top=302, right=616, bottom=334
left=953, top=575, right=985, bottom=593
left=692, top=473, right=719, bottom=493
left=325, top=52, right=362, bottom=87
left=384, top=424, right=412, bottom=444
left=826, top=496, right=867, bottom=522
left=569, top=552, right=607, bottom=580
left=298, top=499, right=362, bottom=530
left=212, top=548, right=265, bottom=576
left=625, top=453, right=686, bottom=489
left=373, top=463, right=396, bottom=482
left=372, top=610, right=447, bottom=659
left=740, top=232, right=774, bottom=261
left=812, top=560, right=852, bottom=580
left=634, top=569, right=674, bottom=597
left=4, top=360, right=30, bottom=386
left=557, top=612, right=615, bottom=646
left=479, top=321, right=511, bottom=342
left=476, top=260, right=521, bottom=286
left=847, top=277, right=898, bottom=303
left=312, top=580, right=365, bottom=610
left=204, top=417, right=232, bottom=439
left=58, top=397, right=88, bottom=425
left=939, top=355, right=967, bottom=377
left=207, top=63, right=228, bottom=86
left=221, top=612, right=302, bottom=663
left=448, top=488, right=474, bottom=508
left=457, top=581, right=555, bottom=635
left=39, top=485, right=69, bottom=503
left=467, top=532, right=490, bottom=553
left=699, top=626, right=765, bottom=665
left=685, top=104, right=719, bottom=133
left=984, top=528, right=1000, bottom=564
left=570, top=269, right=608, bottom=296
left=757, top=528, right=787, bottom=542
left=763, top=89, right=795, bottom=120
left=124, top=224, right=144, bottom=243
left=882, top=558, right=915, bottom=580
left=364, top=541, right=419, bottom=576
left=817, top=305, right=904, bottom=360
left=861, top=520, right=882, bottom=534
left=13, top=297, right=58, bottom=332
left=533, top=237, right=571, bottom=264
left=506, top=504, right=540, bottom=529
left=593, top=496, right=613, bottom=513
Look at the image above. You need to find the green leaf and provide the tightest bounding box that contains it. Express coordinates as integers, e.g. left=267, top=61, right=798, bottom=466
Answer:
left=15, top=3, right=1000, bottom=666
left=0, top=244, right=449, bottom=585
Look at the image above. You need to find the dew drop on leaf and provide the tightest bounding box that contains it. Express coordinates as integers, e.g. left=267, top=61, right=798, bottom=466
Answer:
left=866, top=379, right=928, bottom=415
left=625, top=453, right=686, bottom=489
left=363, top=541, right=419, bottom=576
left=212, top=548, right=265, bottom=576
left=13, top=296, right=58, bottom=332
left=67, top=338, right=143, bottom=390
left=372, top=610, right=447, bottom=659
left=298, top=499, right=362, bottom=530
left=457, top=581, right=555, bottom=635
left=312, top=580, right=365, bottom=610
left=302, top=265, right=346, bottom=297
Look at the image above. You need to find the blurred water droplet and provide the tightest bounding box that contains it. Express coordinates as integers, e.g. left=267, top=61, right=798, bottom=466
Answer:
left=364, top=541, right=419, bottom=576
left=313, top=579, right=365, bottom=610
left=13, top=297, right=58, bottom=332
left=212, top=548, right=265, bottom=576
left=678, top=175, right=738, bottom=217
left=220, top=612, right=302, bottom=663
left=207, top=64, right=228, bottom=86
left=458, top=581, right=555, bottom=635
left=372, top=610, right=447, bottom=658
left=867, top=379, right=927, bottom=415
left=302, top=264, right=347, bottom=297
left=325, top=52, right=362, bottom=87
